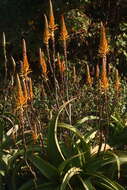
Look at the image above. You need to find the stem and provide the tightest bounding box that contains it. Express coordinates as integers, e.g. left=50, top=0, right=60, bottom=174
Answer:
left=3, top=33, right=7, bottom=84
left=51, top=36, right=60, bottom=108
left=46, top=43, right=53, bottom=74
left=63, top=39, right=72, bottom=124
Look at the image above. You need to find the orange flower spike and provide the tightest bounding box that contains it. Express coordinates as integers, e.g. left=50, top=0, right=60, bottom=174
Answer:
left=99, top=22, right=109, bottom=56
left=86, top=64, right=92, bottom=86
left=32, top=130, right=38, bottom=144
left=57, top=53, right=65, bottom=73
left=49, top=0, right=57, bottom=36
left=114, top=69, right=121, bottom=92
left=101, top=59, right=109, bottom=90
left=22, top=39, right=30, bottom=76
left=39, top=49, right=47, bottom=77
left=61, top=60, right=66, bottom=73
left=16, top=74, right=26, bottom=107
left=60, top=15, right=69, bottom=41
left=43, top=14, right=50, bottom=45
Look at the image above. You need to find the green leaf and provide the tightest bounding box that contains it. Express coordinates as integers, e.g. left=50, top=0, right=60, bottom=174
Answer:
left=78, top=177, right=95, bottom=190
left=108, top=152, right=120, bottom=179
left=8, top=145, right=42, bottom=167
left=75, top=116, right=99, bottom=128
left=18, top=180, right=34, bottom=190
left=47, top=99, right=75, bottom=166
left=90, top=172, right=125, bottom=190
left=58, top=122, right=86, bottom=142
left=59, top=152, right=86, bottom=173
left=19, top=181, right=59, bottom=190
left=58, top=122, right=91, bottom=155
left=84, top=130, right=98, bottom=143
left=0, top=159, right=7, bottom=176
left=28, top=155, right=59, bottom=180
left=60, top=167, right=82, bottom=190
left=96, top=181, right=117, bottom=190
left=37, top=182, right=60, bottom=190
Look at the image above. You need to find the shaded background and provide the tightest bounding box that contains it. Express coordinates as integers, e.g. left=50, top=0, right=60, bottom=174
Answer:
left=0, top=0, right=126, bottom=75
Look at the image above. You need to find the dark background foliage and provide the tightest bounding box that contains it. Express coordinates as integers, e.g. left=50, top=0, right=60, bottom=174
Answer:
left=0, top=0, right=126, bottom=75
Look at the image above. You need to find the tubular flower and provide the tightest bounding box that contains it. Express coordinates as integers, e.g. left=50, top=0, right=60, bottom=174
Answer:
left=43, top=14, right=50, bottom=45
left=99, top=22, right=109, bottom=56
left=39, top=48, right=47, bottom=78
left=57, top=53, right=66, bottom=74
left=61, top=60, right=66, bottom=73
left=86, top=64, right=92, bottom=86
left=101, top=57, right=109, bottom=90
left=60, top=15, right=69, bottom=41
left=16, top=74, right=26, bottom=108
left=49, top=0, right=57, bottom=38
left=22, top=39, right=30, bottom=77
left=114, top=69, right=121, bottom=92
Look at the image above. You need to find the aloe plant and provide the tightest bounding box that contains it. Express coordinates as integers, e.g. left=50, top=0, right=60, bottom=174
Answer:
left=16, top=101, right=127, bottom=190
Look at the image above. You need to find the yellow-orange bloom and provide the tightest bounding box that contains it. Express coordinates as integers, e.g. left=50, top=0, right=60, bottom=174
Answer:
left=61, top=60, right=66, bottom=73
left=22, top=39, right=30, bottom=77
left=60, top=15, right=69, bottom=41
left=16, top=74, right=26, bottom=108
left=43, top=14, right=50, bottom=45
left=99, top=22, right=109, bottom=56
left=39, top=48, right=47, bottom=78
left=57, top=53, right=66, bottom=74
left=49, top=0, right=57, bottom=37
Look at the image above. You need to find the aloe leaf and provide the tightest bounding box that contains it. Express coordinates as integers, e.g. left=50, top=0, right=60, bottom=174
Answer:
left=96, top=181, right=125, bottom=190
left=58, top=122, right=85, bottom=142
left=28, top=155, right=59, bottom=180
left=58, top=122, right=91, bottom=152
left=58, top=122, right=91, bottom=163
left=86, top=151, right=123, bottom=173
left=37, top=182, right=60, bottom=190
left=47, top=99, right=75, bottom=166
left=60, top=167, right=82, bottom=190
left=107, top=152, right=120, bottom=179
left=75, top=116, right=99, bottom=128
left=0, top=159, right=7, bottom=176
left=78, top=177, right=95, bottom=190
left=18, top=180, right=34, bottom=190
left=19, top=181, right=59, bottom=190
left=8, top=145, right=42, bottom=167
left=111, top=115, right=124, bottom=129
left=96, top=181, right=117, bottom=190
left=90, top=172, right=125, bottom=190
left=3, top=112, right=19, bottom=124
left=84, top=130, right=98, bottom=143
left=119, top=154, right=127, bottom=163
left=59, top=152, right=86, bottom=173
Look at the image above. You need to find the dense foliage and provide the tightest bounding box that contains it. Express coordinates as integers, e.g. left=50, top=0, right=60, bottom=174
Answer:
left=0, top=0, right=127, bottom=189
